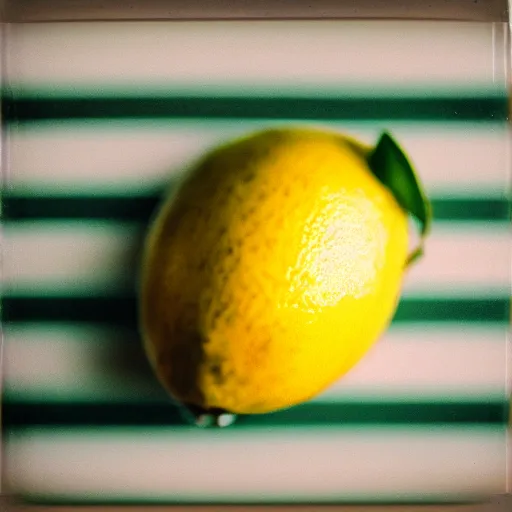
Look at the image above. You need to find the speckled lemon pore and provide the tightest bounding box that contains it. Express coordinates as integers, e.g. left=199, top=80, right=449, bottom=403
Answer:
left=140, top=127, right=409, bottom=415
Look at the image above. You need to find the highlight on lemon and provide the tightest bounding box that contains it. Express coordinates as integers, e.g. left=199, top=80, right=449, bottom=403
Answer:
left=139, top=127, right=432, bottom=427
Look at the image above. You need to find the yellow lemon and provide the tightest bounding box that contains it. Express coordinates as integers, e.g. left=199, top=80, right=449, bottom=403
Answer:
left=140, top=127, right=424, bottom=417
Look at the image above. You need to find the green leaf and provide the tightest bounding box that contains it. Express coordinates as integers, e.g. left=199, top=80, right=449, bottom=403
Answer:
left=368, top=132, right=432, bottom=267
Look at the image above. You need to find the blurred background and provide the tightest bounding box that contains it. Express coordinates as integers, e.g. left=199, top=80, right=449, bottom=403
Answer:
left=0, top=4, right=510, bottom=507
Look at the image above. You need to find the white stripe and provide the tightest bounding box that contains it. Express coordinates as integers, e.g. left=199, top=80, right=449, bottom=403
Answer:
left=2, top=222, right=509, bottom=294
left=3, top=324, right=506, bottom=402
left=6, top=123, right=509, bottom=195
left=2, top=222, right=140, bottom=293
left=315, top=325, right=507, bottom=401
left=5, top=426, right=505, bottom=500
left=402, top=223, right=511, bottom=294
left=5, top=21, right=502, bottom=90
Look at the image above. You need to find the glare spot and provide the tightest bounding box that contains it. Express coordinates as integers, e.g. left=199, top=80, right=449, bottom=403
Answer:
left=290, top=191, right=387, bottom=308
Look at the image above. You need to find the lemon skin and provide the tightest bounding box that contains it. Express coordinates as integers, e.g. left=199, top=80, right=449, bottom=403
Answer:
left=140, top=127, right=409, bottom=415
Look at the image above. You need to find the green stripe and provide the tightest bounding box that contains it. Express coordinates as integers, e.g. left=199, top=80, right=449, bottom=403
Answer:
left=1, top=295, right=509, bottom=326
left=431, top=197, right=510, bottom=222
left=2, top=94, right=508, bottom=122
left=3, top=194, right=509, bottom=222
left=14, top=494, right=490, bottom=507
left=3, top=400, right=507, bottom=428
left=16, top=490, right=493, bottom=507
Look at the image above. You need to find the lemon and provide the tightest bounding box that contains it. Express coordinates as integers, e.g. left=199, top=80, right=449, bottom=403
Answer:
left=140, top=127, right=429, bottom=418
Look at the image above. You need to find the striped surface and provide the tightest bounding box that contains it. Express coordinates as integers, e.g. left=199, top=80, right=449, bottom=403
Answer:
left=1, top=20, right=510, bottom=504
